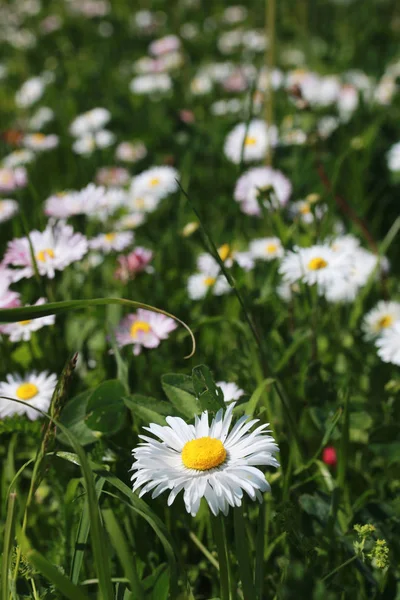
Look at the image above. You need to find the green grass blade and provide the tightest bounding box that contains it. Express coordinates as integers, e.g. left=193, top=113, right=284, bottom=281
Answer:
left=1, top=492, right=17, bottom=600
left=0, top=297, right=195, bottom=358
left=102, top=509, right=144, bottom=600
left=234, top=505, right=256, bottom=600
left=70, top=477, right=106, bottom=584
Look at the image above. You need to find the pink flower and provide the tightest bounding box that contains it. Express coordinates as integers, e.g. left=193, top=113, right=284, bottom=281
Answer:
left=322, top=446, right=337, bottom=467
left=0, top=265, right=20, bottom=309
left=3, top=222, right=88, bottom=281
left=0, top=168, right=27, bottom=193
left=114, top=309, right=177, bottom=355
left=114, top=247, right=154, bottom=282
left=179, top=110, right=195, bottom=124
left=149, top=35, right=180, bottom=57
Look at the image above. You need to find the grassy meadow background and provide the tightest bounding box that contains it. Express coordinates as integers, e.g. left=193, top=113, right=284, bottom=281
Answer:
left=0, top=0, right=400, bottom=598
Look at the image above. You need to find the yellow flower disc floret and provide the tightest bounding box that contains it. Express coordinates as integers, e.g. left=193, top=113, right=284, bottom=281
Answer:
left=308, top=257, right=328, bottom=271
left=377, top=315, right=393, bottom=329
left=36, top=248, right=55, bottom=262
left=182, top=437, right=227, bottom=471
left=130, top=321, right=151, bottom=338
left=16, top=383, right=39, bottom=401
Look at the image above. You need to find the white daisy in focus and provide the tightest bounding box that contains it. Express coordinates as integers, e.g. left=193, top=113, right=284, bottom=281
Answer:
left=362, top=301, right=400, bottom=340
left=224, top=119, right=278, bottom=165
left=0, top=200, right=19, bottom=223
left=2, top=150, right=35, bottom=168
left=249, top=237, right=284, bottom=261
left=69, top=108, right=111, bottom=137
left=4, top=222, right=88, bottom=281
left=0, top=298, right=55, bottom=342
left=131, top=166, right=179, bottom=201
left=131, top=402, right=279, bottom=516
left=114, top=309, right=177, bottom=356
left=23, top=133, right=59, bottom=151
left=387, top=142, right=400, bottom=173
left=234, top=166, right=292, bottom=216
left=279, top=245, right=352, bottom=293
left=375, top=322, right=400, bottom=366
left=89, top=231, right=134, bottom=254
left=217, top=381, right=245, bottom=403
left=0, top=371, right=57, bottom=421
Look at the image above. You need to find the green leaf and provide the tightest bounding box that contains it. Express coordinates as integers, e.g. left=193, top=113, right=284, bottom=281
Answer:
left=192, top=365, right=225, bottom=410
left=161, top=373, right=200, bottom=419
left=150, top=565, right=169, bottom=600
left=242, top=378, right=275, bottom=418
left=124, top=395, right=170, bottom=426
left=2, top=492, right=17, bottom=600
left=59, top=391, right=98, bottom=446
left=85, top=380, right=126, bottom=435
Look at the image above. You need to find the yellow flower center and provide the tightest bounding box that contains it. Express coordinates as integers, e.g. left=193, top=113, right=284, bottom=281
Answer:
left=377, top=315, right=393, bottom=329
left=204, top=276, right=216, bottom=287
left=105, top=233, right=116, bottom=242
left=16, top=382, right=39, bottom=401
left=130, top=320, right=151, bottom=338
left=182, top=437, right=227, bottom=471
left=134, top=197, right=146, bottom=209
left=32, top=133, right=46, bottom=142
left=218, top=244, right=231, bottom=262
left=36, top=248, right=55, bottom=262
left=300, top=204, right=311, bottom=215
left=19, top=320, right=32, bottom=326
left=266, top=243, right=278, bottom=254
left=308, top=257, right=328, bottom=271
left=149, top=177, right=160, bottom=187
left=244, top=136, right=257, bottom=146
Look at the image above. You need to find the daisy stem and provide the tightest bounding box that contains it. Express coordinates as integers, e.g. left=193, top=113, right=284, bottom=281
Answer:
left=188, top=531, right=219, bottom=571
left=265, top=0, right=276, bottom=166
left=254, top=504, right=265, bottom=598
left=211, top=515, right=232, bottom=600
left=180, top=182, right=305, bottom=461
left=234, top=505, right=257, bottom=600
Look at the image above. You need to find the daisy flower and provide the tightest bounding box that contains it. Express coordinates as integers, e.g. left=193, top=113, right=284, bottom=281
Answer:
left=69, top=108, right=111, bottom=137
left=224, top=119, right=278, bottom=165
left=95, top=167, right=130, bottom=187
left=15, top=76, right=45, bottom=108
left=249, top=237, right=284, bottom=261
left=187, top=272, right=230, bottom=300
left=0, top=266, right=20, bottom=309
left=28, top=106, right=54, bottom=130
left=131, top=402, right=279, bottom=517
left=0, top=167, right=27, bottom=193
left=44, top=184, right=112, bottom=220
left=23, top=133, right=59, bottom=151
left=0, top=371, right=57, bottom=421
left=2, top=150, right=35, bottom=168
left=290, top=199, right=326, bottom=224
left=217, top=381, right=245, bottom=403
left=197, top=244, right=254, bottom=273
left=4, top=222, right=88, bottom=281
left=130, top=73, right=172, bottom=94
left=114, top=309, right=177, bottom=356
left=72, top=130, right=115, bottom=155
left=115, top=141, right=147, bottom=163
left=149, top=34, right=181, bottom=57
left=0, top=298, right=55, bottom=342
left=279, top=244, right=352, bottom=293
left=114, top=248, right=154, bottom=282
left=131, top=166, right=179, bottom=201
left=376, top=322, right=400, bottom=366
left=89, top=231, right=134, bottom=253
left=362, top=301, right=400, bottom=340
left=234, top=167, right=292, bottom=216
left=387, top=142, right=400, bottom=173
left=0, top=199, right=19, bottom=223
left=115, top=213, right=146, bottom=230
